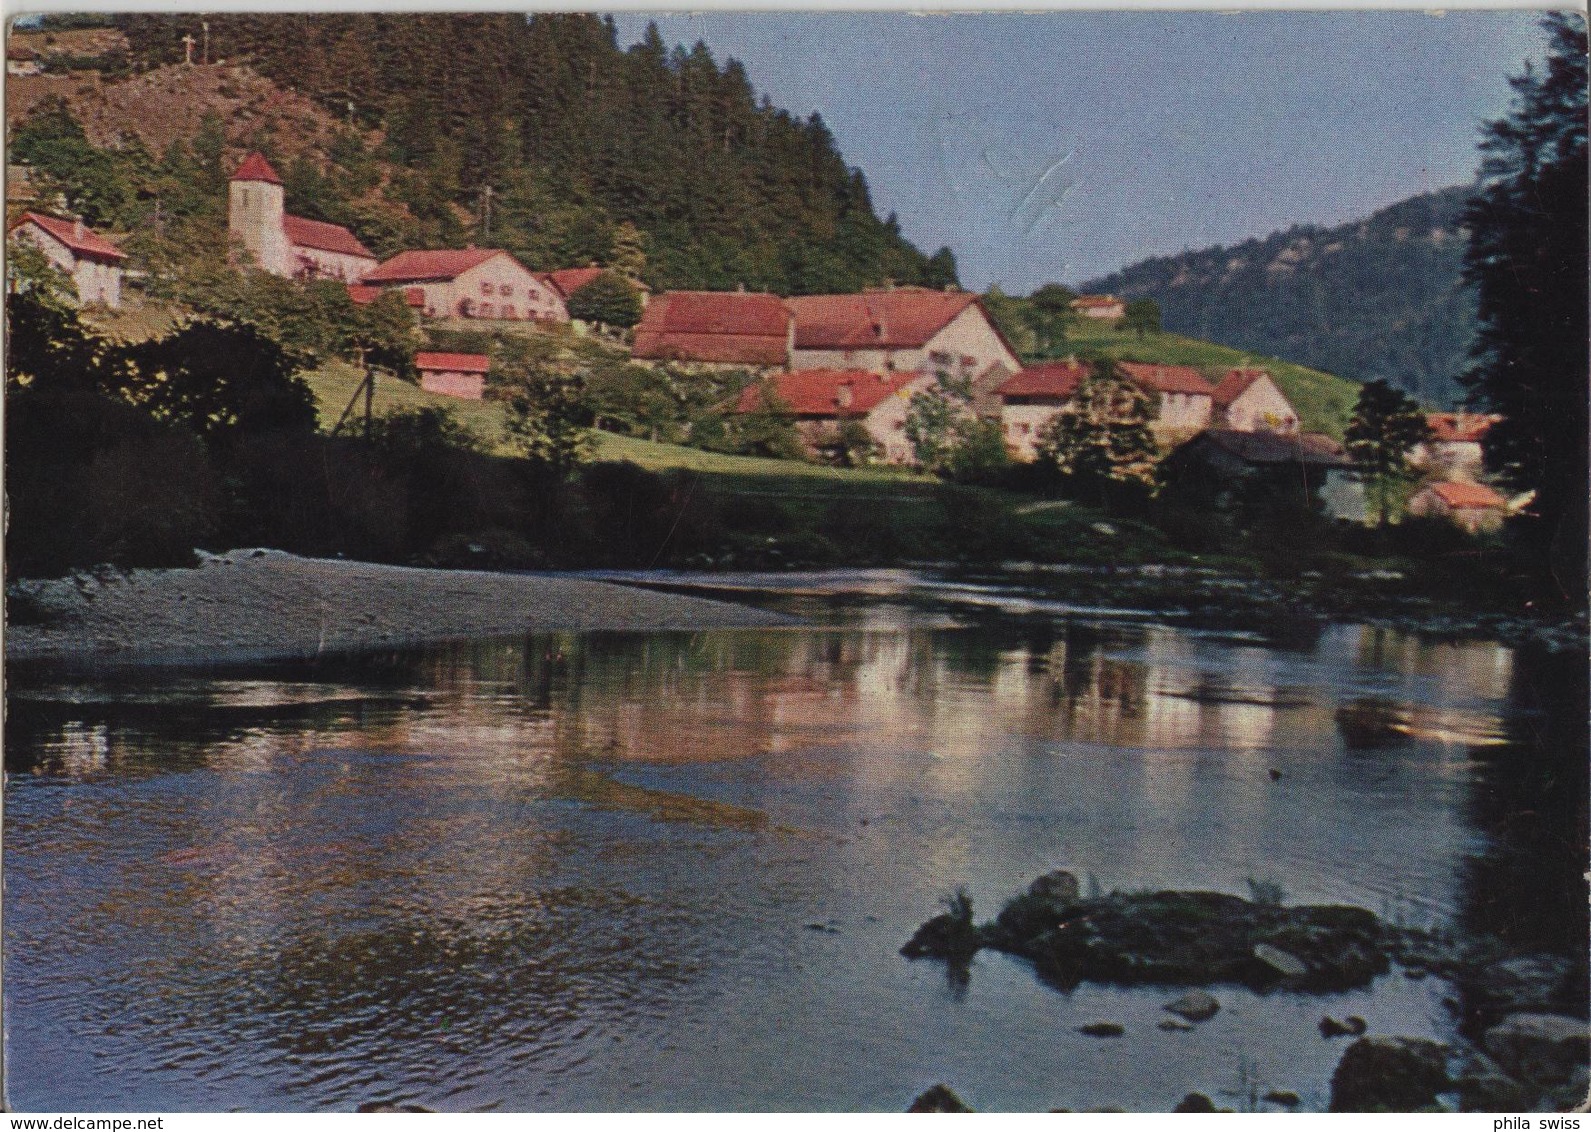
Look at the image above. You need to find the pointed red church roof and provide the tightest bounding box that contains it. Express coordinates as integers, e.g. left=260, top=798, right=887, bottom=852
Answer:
left=231, top=152, right=283, bottom=185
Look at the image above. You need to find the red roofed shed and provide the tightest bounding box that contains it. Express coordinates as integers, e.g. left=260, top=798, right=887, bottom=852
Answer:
left=416, top=351, right=492, bottom=401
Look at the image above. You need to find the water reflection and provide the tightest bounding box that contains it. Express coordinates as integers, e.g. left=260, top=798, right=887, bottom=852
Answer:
left=5, top=608, right=1583, bottom=1112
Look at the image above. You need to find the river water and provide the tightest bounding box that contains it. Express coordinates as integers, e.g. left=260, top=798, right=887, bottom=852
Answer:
left=5, top=570, right=1585, bottom=1112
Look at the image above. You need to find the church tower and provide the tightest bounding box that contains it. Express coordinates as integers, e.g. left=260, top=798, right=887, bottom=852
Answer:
left=228, top=152, right=291, bottom=276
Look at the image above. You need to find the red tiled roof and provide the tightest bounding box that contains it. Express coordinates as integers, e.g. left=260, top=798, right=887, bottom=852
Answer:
left=544, top=266, right=605, bottom=300
left=1212, top=368, right=1271, bottom=406
left=1427, top=413, right=1499, bottom=443
left=733, top=369, right=922, bottom=416
left=632, top=291, right=791, bottom=366
left=1423, top=481, right=1506, bottom=509
left=283, top=214, right=375, bottom=260
left=361, top=248, right=504, bottom=284
left=415, top=351, right=491, bottom=374
left=995, top=360, right=1089, bottom=399
left=11, top=212, right=125, bottom=261
left=1119, top=361, right=1215, bottom=396
left=787, top=289, right=982, bottom=350
left=231, top=151, right=283, bottom=185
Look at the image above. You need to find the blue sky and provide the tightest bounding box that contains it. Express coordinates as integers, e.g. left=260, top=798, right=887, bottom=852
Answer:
left=610, top=11, right=1555, bottom=293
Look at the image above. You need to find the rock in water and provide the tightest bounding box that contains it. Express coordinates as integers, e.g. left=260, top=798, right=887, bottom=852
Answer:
left=1173, top=1093, right=1219, bottom=1112
left=1078, top=1022, right=1125, bottom=1037
left=1263, top=1090, right=1301, bottom=1107
left=1320, top=1015, right=1367, bottom=1038
left=1328, top=1036, right=1451, bottom=1111
left=1158, top=1019, right=1195, bottom=1032
left=356, top=1101, right=434, bottom=1113
left=1164, top=990, right=1221, bottom=1023
left=1254, top=943, right=1309, bottom=980
left=1482, top=1013, right=1590, bottom=1087
left=908, top=1084, right=973, bottom=1112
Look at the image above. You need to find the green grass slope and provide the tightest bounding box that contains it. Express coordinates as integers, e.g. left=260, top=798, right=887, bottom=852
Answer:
left=1061, top=320, right=1360, bottom=438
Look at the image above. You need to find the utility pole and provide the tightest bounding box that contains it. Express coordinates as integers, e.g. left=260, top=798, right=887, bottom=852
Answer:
left=478, top=185, right=494, bottom=240
left=361, top=348, right=374, bottom=441
left=201, top=21, right=209, bottom=65
left=181, top=33, right=196, bottom=65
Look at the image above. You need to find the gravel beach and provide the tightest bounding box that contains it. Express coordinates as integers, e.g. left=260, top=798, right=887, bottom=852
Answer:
left=6, top=550, right=797, bottom=666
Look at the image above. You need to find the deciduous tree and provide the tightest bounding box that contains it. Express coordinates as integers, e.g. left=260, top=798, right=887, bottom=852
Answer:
left=1344, top=379, right=1431, bottom=528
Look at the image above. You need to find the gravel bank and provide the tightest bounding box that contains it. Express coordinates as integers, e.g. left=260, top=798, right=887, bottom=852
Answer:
left=6, top=550, right=798, bottom=666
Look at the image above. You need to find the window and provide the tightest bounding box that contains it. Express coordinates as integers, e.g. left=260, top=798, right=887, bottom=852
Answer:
left=480, top=280, right=493, bottom=295
left=499, top=283, right=512, bottom=296
left=479, top=302, right=494, bottom=318
left=502, top=305, right=515, bottom=320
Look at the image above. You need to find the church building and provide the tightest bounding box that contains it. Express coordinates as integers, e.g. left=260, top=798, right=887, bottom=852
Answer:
left=228, top=152, right=379, bottom=282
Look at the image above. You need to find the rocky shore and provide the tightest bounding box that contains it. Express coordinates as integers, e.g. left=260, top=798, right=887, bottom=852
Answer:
left=5, top=550, right=797, bottom=666
left=902, top=871, right=1589, bottom=1112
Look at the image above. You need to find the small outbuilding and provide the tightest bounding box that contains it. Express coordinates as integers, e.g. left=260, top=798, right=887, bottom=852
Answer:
left=415, top=351, right=491, bottom=400
left=1405, top=480, right=1508, bottom=533
left=732, top=368, right=930, bottom=465
left=1212, top=368, right=1299, bottom=434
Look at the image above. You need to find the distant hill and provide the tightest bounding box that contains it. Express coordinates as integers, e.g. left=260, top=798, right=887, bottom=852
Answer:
left=1081, top=187, right=1478, bottom=408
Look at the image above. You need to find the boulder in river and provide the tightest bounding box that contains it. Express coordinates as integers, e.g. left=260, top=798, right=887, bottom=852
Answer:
left=1172, top=1092, right=1223, bottom=1112
left=1320, top=1015, right=1368, bottom=1039
left=900, top=889, right=982, bottom=965
left=1078, top=1022, right=1124, bottom=1037
left=980, top=888, right=1386, bottom=991
left=1328, top=1036, right=1451, bottom=1112
left=1164, top=990, right=1221, bottom=1023
left=1482, top=1013, right=1590, bottom=1088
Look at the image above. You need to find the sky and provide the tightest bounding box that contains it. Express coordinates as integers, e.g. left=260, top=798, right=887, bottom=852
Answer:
left=610, top=11, right=1556, bottom=293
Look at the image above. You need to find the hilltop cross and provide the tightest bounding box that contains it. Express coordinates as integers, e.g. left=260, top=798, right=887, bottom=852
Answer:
left=181, top=33, right=196, bottom=65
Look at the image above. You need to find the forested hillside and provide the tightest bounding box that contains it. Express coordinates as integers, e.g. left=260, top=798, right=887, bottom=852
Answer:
left=1082, top=187, right=1478, bottom=407
left=100, top=13, right=953, bottom=294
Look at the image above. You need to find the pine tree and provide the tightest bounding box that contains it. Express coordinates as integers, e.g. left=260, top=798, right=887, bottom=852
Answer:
left=1462, top=13, right=1589, bottom=595
left=1344, top=379, right=1431, bottom=528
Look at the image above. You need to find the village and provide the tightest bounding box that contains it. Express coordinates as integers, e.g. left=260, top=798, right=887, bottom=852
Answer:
left=9, top=146, right=1516, bottom=540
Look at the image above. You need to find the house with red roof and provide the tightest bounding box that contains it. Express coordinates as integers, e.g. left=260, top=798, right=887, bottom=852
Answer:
left=993, top=359, right=1090, bottom=460
left=361, top=248, right=566, bottom=323
left=632, top=290, right=793, bottom=371
left=415, top=351, right=492, bottom=401
left=1409, top=412, right=1500, bottom=483
left=732, top=368, right=931, bottom=464
left=540, top=266, right=607, bottom=303
left=228, top=152, right=378, bottom=283
left=1212, top=367, right=1298, bottom=435
left=9, top=211, right=126, bottom=307
left=1406, top=479, right=1508, bottom=534
left=1165, top=428, right=1365, bottom=522
left=785, top=288, right=1021, bottom=409
left=1118, top=361, right=1216, bottom=439
left=1071, top=294, right=1125, bottom=320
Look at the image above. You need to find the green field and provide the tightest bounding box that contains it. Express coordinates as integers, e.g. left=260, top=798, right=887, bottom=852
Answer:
left=1058, top=320, right=1360, bottom=438
left=304, top=361, right=939, bottom=492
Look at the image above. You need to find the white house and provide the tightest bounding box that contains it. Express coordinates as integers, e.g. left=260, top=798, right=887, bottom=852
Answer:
left=786, top=288, right=1022, bottom=412
left=9, top=211, right=126, bottom=307
left=994, top=359, right=1089, bottom=460
left=1212, top=368, right=1299, bottom=434
left=1119, top=361, right=1216, bottom=440
left=361, top=248, right=566, bottom=322
left=732, top=368, right=932, bottom=465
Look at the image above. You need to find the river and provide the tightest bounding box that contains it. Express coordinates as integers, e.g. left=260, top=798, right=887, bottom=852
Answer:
left=5, top=569, right=1585, bottom=1111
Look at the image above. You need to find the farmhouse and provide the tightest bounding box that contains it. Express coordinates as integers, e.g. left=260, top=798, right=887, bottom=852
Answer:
left=632, top=290, right=792, bottom=370
left=994, top=359, right=1089, bottom=460
left=415, top=351, right=491, bottom=400
left=1118, top=361, right=1215, bottom=439
left=9, top=211, right=126, bottom=307
left=732, top=368, right=929, bottom=465
left=1410, top=413, right=1499, bottom=483
left=228, top=152, right=379, bottom=283
left=1212, top=367, right=1299, bottom=434
left=1071, top=294, right=1125, bottom=320
left=361, top=248, right=566, bottom=322
left=1406, top=480, right=1508, bottom=533
left=786, top=288, right=1021, bottom=411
